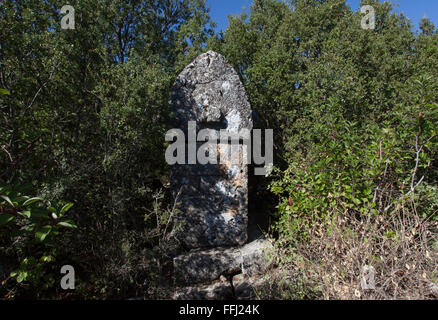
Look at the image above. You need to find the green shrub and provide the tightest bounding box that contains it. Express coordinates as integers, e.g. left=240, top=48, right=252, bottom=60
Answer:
left=0, top=182, right=76, bottom=294
left=270, top=76, right=438, bottom=243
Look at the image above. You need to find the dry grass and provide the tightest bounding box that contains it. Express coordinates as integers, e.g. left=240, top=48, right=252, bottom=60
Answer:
left=260, top=198, right=438, bottom=300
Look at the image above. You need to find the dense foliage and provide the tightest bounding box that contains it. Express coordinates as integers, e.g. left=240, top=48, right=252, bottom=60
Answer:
left=1, top=0, right=437, bottom=299
left=214, top=0, right=437, bottom=299
left=0, top=0, right=214, bottom=299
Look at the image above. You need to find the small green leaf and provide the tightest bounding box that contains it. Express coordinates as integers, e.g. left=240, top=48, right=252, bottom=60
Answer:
left=58, top=220, right=77, bottom=228
left=23, top=197, right=43, bottom=206
left=41, top=255, right=55, bottom=262
left=352, top=198, right=361, bottom=205
left=0, top=195, right=14, bottom=207
left=0, top=88, right=10, bottom=95
left=35, top=225, right=52, bottom=242
left=60, top=203, right=74, bottom=216
left=17, top=272, right=27, bottom=283
left=18, top=210, right=31, bottom=218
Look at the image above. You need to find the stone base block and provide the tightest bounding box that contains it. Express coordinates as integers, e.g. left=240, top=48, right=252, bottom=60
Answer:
left=174, top=239, right=272, bottom=286
left=173, top=274, right=265, bottom=300
left=174, top=279, right=233, bottom=300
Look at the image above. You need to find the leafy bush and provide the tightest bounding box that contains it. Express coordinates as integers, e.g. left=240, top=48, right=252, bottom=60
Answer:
left=0, top=182, right=76, bottom=296
left=0, top=0, right=214, bottom=299
left=215, top=0, right=438, bottom=299
left=270, top=75, right=438, bottom=242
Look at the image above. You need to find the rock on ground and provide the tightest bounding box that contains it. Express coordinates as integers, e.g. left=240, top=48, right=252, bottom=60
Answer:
left=173, top=239, right=272, bottom=299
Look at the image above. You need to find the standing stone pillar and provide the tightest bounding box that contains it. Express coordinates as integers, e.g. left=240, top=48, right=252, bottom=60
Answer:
left=169, top=51, right=253, bottom=249
left=169, top=51, right=271, bottom=299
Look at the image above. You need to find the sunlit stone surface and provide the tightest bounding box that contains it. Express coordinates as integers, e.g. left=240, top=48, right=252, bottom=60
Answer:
left=170, top=51, right=271, bottom=299
left=169, top=51, right=253, bottom=249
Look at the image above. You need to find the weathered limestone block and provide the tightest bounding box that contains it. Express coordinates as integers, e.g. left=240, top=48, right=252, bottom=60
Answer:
left=172, top=274, right=266, bottom=300
left=173, top=278, right=234, bottom=300
left=170, top=51, right=253, bottom=134
left=232, top=274, right=265, bottom=300
left=170, top=51, right=253, bottom=249
left=174, top=239, right=272, bottom=286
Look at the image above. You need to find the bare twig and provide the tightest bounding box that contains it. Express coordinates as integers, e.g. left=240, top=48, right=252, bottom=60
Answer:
left=1, top=145, right=13, bottom=162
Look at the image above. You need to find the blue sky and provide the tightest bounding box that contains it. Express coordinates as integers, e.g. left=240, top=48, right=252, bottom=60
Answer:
left=207, top=0, right=438, bottom=33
